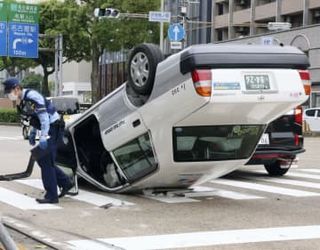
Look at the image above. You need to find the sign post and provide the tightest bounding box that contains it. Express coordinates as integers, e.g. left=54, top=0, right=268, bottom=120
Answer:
left=8, top=2, right=39, bottom=58
left=0, top=2, right=7, bottom=56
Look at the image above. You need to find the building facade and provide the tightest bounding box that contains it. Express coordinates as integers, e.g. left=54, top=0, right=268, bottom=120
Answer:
left=167, top=0, right=320, bottom=107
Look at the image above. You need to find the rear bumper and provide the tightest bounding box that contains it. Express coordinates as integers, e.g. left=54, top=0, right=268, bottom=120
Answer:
left=246, top=147, right=305, bottom=165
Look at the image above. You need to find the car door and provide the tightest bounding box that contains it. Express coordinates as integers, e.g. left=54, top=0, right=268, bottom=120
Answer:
left=305, top=109, right=319, bottom=132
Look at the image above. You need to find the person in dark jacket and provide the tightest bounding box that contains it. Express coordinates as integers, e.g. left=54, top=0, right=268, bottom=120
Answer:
left=2, top=78, right=73, bottom=204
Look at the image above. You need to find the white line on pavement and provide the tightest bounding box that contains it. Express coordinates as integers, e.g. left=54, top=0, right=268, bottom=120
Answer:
left=0, top=136, right=22, bottom=141
left=0, top=187, right=60, bottom=210
left=211, top=179, right=320, bottom=197
left=16, top=179, right=134, bottom=207
left=298, top=169, right=320, bottom=174
left=188, top=186, right=264, bottom=200
left=247, top=176, right=320, bottom=190
left=67, top=225, right=320, bottom=250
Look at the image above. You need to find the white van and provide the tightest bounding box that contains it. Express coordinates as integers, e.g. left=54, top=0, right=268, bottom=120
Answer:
left=62, top=82, right=91, bottom=104
left=56, top=43, right=309, bottom=193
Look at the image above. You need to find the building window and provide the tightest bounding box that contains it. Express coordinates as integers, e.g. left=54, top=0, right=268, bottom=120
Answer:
left=234, top=0, right=251, bottom=10
left=256, top=0, right=275, bottom=6
left=282, top=12, right=303, bottom=28
left=311, top=8, right=320, bottom=24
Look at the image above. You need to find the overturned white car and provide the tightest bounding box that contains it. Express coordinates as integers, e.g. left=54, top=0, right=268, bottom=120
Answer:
left=56, top=43, right=309, bottom=193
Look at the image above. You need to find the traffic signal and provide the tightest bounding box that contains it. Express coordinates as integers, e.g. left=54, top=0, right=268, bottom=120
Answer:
left=94, top=8, right=120, bottom=18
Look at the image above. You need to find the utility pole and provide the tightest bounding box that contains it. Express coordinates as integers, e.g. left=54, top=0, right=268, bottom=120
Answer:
left=54, top=34, right=63, bottom=97
left=160, top=0, right=164, bottom=52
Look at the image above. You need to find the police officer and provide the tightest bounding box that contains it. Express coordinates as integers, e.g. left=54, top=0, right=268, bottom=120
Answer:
left=2, top=78, right=73, bottom=204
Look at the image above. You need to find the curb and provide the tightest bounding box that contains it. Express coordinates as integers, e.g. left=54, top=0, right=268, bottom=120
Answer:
left=0, top=122, right=20, bottom=127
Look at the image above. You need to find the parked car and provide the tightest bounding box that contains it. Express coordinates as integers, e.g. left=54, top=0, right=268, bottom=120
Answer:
left=304, top=107, right=320, bottom=132
left=56, top=43, right=309, bottom=193
left=246, top=106, right=305, bottom=176
left=21, top=96, right=81, bottom=139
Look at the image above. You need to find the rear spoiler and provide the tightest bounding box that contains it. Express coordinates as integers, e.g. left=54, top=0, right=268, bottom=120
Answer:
left=180, top=44, right=310, bottom=75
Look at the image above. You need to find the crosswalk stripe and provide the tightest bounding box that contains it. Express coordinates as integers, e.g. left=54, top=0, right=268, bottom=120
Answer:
left=188, top=186, right=264, bottom=200
left=254, top=169, right=320, bottom=180
left=0, top=187, right=60, bottom=210
left=16, top=179, right=134, bottom=207
left=67, top=225, right=320, bottom=250
left=246, top=176, right=320, bottom=190
left=211, top=179, right=320, bottom=197
left=298, top=169, right=320, bottom=174
left=0, top=136, right=21, bottom=141
left=140, top=194, right=200, bottom=203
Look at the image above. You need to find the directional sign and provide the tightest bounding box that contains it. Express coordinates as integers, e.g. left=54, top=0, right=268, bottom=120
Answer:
left=8, top=23, right=38, bottom=58
left=149, top=11, right=171, bottom=22
left=168, top=23, right=185, bottom=42
left=8, top=3, right=39, bottom=24
left=0, top=21, right=7, bottom=56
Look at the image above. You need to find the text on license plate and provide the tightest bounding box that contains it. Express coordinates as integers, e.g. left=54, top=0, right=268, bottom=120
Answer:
left=244, top=74, right=270, bottom=90
left=259, top=133, right=270, bottom=145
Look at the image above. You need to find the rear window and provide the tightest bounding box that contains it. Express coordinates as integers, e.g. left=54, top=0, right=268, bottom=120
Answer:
left=173, top=125, right=265, bottom=162
left=49, top=98, right=80, bottom=114
left=305, top=109, right=316, bottom=117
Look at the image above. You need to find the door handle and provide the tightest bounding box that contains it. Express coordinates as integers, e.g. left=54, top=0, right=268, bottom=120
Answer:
left=132, top=119, right=141, bottom=127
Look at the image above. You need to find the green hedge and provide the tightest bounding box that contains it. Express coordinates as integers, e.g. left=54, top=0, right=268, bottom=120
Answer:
left=0, top=109, right=19, bottom=123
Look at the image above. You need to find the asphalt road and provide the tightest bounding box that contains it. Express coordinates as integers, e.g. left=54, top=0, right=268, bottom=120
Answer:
left=0, top=125, right=320, bottom=250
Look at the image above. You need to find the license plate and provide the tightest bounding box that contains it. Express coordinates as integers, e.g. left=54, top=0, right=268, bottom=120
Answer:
left=245, top=74, right=270, bottom=90
left=259, top=133, right=270, bottom=145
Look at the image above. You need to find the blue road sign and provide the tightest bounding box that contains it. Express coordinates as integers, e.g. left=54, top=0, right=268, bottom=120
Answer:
left=8, top=22, right=38, bottom=58
left=0, top=21, right=7, bottom=56
left=168, top=23, right=185, bottom=42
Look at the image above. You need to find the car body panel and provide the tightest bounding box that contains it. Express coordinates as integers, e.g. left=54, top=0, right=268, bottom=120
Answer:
left=56, top=44, right=309, bottom=192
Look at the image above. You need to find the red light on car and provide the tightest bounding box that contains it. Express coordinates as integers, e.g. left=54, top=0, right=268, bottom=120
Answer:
left=299, top=70, right=311, bottom=95
left=191, top=69, right=212, bottom=97
left=294, top=106, right=303, bottom=125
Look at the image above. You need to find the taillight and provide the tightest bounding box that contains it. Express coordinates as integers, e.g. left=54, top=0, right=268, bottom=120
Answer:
left=191, top=69, right=212, bottom=97
left=299, top=70, right=311, bottom=95
left=294, top=106, right=303, bottom=125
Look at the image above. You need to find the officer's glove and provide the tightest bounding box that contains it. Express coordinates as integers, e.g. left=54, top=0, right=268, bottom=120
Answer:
left=39, top=136, right=48, bottom=150
left=28, top=130, right=36, bottom=146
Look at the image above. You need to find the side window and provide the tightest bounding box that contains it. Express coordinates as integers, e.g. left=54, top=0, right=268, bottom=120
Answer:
left=113, top=133, right=157, bottom=182
left=305, top=109, right=316, bottom=117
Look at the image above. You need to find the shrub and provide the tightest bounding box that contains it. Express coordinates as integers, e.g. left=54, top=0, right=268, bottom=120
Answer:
left=0, top=109, right=19, bottom=123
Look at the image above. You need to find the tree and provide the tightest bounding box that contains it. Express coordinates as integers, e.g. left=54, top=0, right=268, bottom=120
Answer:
left=21, top=73, right=43, bottom=92
left=69, top=0, right=160, bottom=103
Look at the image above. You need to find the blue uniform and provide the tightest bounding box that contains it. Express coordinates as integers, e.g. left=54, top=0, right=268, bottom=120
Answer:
left=23, top=89, right=71, bottom=201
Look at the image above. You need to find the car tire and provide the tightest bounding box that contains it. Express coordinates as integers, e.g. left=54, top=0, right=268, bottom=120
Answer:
left=264, top=161, right=290, bottom=176
left=22, top=126, right=29, bottom=140
left=127, top=43, right=164, bottom=96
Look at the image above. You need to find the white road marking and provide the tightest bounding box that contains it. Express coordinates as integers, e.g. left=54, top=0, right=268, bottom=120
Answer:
left=68, top=225, right=320, bottom=250
left=248, top=176, right=320, bottom=190
left=211, top=179, right=320, bottom=197
left=16, top=179, right=134, bottom=207
left=254, top=169, right=320, bottom=180
left=298, top=169, right=320, bottom=174
left=140, top=194, right=199, bottom=203
left=0, top=136, right=21, bottom=141
left=0, top=187, right=60, bottom=210
left=188, top=186, right=264, bottom=200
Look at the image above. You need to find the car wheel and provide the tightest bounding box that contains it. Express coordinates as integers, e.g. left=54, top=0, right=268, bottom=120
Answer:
left=128, top=43, right=164, bottom=95
left=22, top=126, right=29, bottom=140
left=264, top=160, right=291, bottom=176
